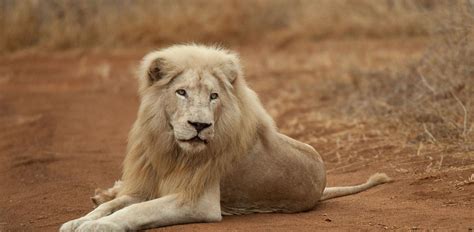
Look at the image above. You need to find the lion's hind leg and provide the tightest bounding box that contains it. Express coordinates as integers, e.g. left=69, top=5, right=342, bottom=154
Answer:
left=91, top=180, right=123, bottom=206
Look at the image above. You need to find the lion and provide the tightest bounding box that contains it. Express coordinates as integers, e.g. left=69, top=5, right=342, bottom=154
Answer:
left=61, top=44, right=390, bottom=232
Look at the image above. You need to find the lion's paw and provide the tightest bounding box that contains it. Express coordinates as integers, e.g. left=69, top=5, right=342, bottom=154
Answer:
left=60, top=218, right=91, bottom=232
left=76, top=220, right=125, bottom=232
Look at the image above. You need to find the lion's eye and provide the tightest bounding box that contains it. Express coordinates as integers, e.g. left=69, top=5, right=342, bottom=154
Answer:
left=176, top=89, right=187, bottom=97
left=210, top=93, right=219, bottom=100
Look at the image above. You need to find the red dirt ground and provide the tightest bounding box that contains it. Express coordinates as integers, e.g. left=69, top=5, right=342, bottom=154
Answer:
left=0, top=39, right=473, bottom=231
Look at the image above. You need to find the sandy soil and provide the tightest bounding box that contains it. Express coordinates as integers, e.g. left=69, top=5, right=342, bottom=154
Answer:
left=0, top=39, right=473, bottom=231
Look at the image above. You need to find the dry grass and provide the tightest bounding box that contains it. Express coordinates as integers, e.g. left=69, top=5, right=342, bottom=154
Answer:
left=322, top=2, right=474, bottom=149
left=0, top=0, right=450, bottom=53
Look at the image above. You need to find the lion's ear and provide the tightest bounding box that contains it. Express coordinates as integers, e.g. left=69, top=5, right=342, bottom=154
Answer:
left=221, top=55, right=242, bottom=84
left=138, top=52, right=178, bottom=92
left=147, top=58, right=166, bottom=83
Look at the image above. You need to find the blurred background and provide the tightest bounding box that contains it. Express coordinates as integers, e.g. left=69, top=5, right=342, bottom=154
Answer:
left=0, top=0, right=467, bottom=51
left=0, top=0, right=473, bottom=231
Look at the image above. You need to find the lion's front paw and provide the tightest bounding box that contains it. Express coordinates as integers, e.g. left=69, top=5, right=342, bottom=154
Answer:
left=76, top=220, right=125, bottom=232
left=60, top=218, right=92, bottom=232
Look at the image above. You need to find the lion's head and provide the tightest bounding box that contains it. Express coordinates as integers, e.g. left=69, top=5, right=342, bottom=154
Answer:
left=121, top=45, right=273, bottom=200
left=136, top=45, right=245, bottom=154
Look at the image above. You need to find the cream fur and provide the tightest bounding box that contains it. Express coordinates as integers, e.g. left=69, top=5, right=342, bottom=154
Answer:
left=320, top=173, right=392, bottom=201
left=61, top=44, right=390, bottom=231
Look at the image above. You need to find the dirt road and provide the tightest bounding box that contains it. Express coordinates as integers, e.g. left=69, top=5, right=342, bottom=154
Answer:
left=1, top=39, right=472, bottom=231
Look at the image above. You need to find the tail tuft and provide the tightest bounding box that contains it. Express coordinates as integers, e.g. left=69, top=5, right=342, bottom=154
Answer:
left=91, top=180, right=122, bottom=206
left=367, top=173, right=392, bottom=186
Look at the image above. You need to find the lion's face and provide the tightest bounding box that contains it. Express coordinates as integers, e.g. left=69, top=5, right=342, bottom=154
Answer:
left=166, top=70, right=222, bottom=153
left=138, top=45, right=242, bottom=154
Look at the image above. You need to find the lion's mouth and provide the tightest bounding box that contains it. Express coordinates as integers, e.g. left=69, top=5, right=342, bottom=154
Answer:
left=179, top=136, right=208, bottom=144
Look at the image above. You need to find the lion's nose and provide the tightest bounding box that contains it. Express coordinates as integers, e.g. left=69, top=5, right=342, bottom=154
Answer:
left=188, top=121, right=212, bottom=133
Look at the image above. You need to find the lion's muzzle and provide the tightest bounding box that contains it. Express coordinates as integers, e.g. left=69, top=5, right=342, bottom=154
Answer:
left=187, top=120, right=212, bottom=133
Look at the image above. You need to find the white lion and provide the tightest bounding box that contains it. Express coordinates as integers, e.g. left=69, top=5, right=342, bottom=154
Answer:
left=61, top=44, right=390, bottom=232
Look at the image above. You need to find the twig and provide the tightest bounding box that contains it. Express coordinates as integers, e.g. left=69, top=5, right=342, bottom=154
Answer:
left=416, top=142, right=423, bottom=156
left=423, top=123, right=437, bottom=143
left=437, top=154, right=444, bottom=170
left=416, top=68, right=436, bottom=94
left=451, top=92, right=468, bottom=138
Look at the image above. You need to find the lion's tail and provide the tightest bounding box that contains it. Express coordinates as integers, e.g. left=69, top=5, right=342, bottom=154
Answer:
left=91, top=180, right=122, bottom=206
left=320, top=173, right=391, bottom=201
